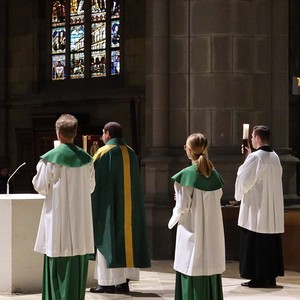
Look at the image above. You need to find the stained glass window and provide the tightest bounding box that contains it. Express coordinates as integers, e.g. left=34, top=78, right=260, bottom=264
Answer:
left=51, top=0, right=121, bottom=80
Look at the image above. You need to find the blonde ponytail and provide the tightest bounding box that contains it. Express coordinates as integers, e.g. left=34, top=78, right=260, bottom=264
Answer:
left=186, top=133, right=214, bottom=177
left=197, top=154, right=214, bottom=177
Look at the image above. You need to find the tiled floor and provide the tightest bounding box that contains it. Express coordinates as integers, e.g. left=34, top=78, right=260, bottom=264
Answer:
left=1, top=260, right=300, bottom=299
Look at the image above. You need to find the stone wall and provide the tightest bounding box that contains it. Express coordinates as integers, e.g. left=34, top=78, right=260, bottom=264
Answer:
left=144, top=0, right=297, bottom=259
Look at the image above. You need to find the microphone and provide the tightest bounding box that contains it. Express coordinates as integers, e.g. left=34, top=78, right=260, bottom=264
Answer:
left=6, top=162, right=26, bottom=195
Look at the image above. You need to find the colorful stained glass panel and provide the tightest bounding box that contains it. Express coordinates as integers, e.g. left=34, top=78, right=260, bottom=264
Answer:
left=111, top=0, right=120, bottom=19
left=52, top=0, right=66, bottom=25
left=91, top=0, right=106, bottom=21
left=111, top=20, right=120, bottom=48
left=70, top=25, right=84, bottom=52
left=52, top=55, right=66, bottom=80
left=70, top=52, right=85, bottom=79
left=70, top=0, right=85, bottom=24
left=91, top=22, right=106, bottom=50
left=111, top=50, right=120, bottom=75
left=91, top=50, right=106, bottom=77
left=52, top=27, right=66, bottom=54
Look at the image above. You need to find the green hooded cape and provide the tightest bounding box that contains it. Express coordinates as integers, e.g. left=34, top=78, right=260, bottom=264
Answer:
left=172, top=164, right=224, bottom=191
left=41, top=143, right=92, bottom=167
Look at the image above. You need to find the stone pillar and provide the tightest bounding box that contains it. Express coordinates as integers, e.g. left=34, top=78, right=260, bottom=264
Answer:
left=270, top=1, right=299, bottom=204
left=144, top=0, right=175, bottom=259
left=0, top=0, right=9, bottom=164
left=145, top=0, right=170, bottom=149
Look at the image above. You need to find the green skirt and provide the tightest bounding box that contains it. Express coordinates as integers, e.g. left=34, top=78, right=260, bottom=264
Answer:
left=42, top=254, right=89, bottom=300
left=175, top=271, right=223, bottom=300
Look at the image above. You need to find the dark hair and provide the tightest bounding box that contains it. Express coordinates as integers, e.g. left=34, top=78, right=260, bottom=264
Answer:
left=253, top=125, right=270, bottom=143
left=104, top=121, right=123, bottom=138
left=55, top=114, right=78, bottom=138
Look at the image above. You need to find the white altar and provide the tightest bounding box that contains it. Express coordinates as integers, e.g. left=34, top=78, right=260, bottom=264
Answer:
left=0, top=193, right=97, bottom=294
left=0, top=193, right=45, bottom=294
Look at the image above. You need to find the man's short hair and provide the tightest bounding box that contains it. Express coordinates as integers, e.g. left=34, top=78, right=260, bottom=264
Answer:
left=55, top=114, right=78, bottom=138
left=253, top=125, right=271, bottom=143
left=104, top=122, right=123, bottom=138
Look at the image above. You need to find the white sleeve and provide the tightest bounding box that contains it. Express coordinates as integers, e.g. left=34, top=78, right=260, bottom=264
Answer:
left=89, top=162, right=96, bottom=194
left=168, top=182, right=193, bottom=229
left=32, top=160, right=53, bottom=196
left=234, top=154, right=261, bottom=201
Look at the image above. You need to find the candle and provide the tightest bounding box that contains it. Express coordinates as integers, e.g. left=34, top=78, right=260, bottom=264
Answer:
left=242, top=124, right=249, bottom=139
left=54, top=140, right=61, bottom=148
left=82, top=135, right=87, bottom=152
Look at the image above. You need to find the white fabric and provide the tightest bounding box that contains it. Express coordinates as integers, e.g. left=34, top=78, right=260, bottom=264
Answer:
left=169, top=182, right=225, bottom=276
left=32, top=159, right=95, bottom=257
left=235, top=149, right=284, bottom=234
left=94, top=250, right=139, bottom=285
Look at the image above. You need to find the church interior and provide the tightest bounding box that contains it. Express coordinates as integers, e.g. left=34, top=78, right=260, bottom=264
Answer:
left=1, top=0, right=300, bottom=298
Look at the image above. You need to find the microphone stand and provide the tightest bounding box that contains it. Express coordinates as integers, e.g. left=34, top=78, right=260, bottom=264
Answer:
left=6, top=162, right=26, bottom=194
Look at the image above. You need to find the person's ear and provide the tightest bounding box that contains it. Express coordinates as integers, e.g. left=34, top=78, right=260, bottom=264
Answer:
left=57, top=131, right=62, bottom=141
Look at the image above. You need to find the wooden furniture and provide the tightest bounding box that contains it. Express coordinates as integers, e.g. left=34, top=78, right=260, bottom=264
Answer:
left=282, top=207, right=300, bottom=272
left=222, top=206, right=240, bottom=261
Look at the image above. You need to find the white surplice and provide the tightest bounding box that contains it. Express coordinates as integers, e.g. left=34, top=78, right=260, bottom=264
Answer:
left=32, top=160, right=95, bottom=257
left=168, top=181, right=225, bottom=276
left=235, top=149, right=284, bottom=234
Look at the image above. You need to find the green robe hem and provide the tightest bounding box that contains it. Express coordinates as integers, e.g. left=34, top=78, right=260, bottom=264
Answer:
left=175, top=271, right=223, bottom=300
left=42, top=255, right=89, bottom=300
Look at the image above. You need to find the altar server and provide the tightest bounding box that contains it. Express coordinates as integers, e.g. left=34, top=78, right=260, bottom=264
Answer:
left=168, top=133, right=225, bottom=300
left=33, top=114, right=95, bottom=300
left=235, top=125, right=284, bottom=288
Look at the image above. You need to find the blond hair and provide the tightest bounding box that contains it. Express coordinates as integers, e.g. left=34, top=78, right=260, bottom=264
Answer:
left=55, top=114, right=78, bottom=138
left=186, top=133, right=213, bottom=177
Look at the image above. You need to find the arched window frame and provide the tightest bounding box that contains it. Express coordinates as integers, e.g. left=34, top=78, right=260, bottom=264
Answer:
left=51, top=0, right=121, bottom=81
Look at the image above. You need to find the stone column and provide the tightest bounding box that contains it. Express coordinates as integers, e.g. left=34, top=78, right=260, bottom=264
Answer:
left=0, top=0, right=9, bottom=164
left=145, top=0, right=170, bottom=149
left=144, top=0, right=175, bottom=259
left=271, top=0, right=299, bottom=204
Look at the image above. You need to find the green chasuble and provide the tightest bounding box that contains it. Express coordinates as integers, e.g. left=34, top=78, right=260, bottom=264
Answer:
left=41, top=143, right=92, bottom=167
left=172, top=164, right=224, bottom=191
left=91, top=138, right=151, bottom=268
